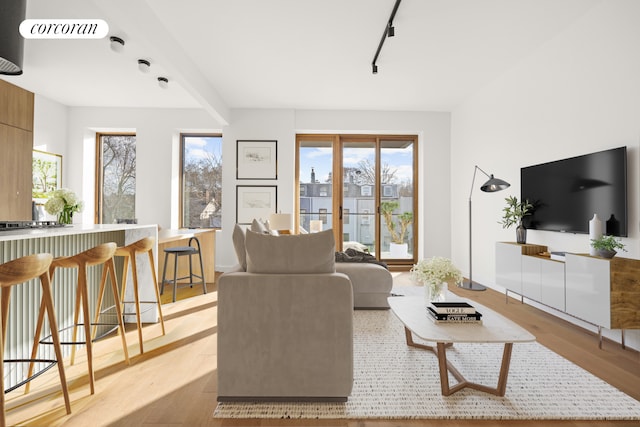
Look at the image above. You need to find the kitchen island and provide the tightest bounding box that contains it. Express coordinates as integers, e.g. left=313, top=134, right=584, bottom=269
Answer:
left=0, top=223, right=159, bottom=385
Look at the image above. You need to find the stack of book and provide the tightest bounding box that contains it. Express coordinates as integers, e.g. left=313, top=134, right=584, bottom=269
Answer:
left=427, top=301, right=483, bottom=324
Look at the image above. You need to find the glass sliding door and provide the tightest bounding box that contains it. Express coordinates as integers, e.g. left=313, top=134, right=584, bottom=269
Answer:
left=296, top=134, right=417, bottom=269
left=341, top=138, right=376, bottom=254
left=379, top=138, right=415, bottom=261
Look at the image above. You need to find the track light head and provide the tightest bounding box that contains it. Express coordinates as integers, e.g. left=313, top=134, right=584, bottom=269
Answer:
left=157, top=76, right=169, bottom=89
left=137, top=59, right=151, bottom=73
left=109, top=36, right=125, bottom=52
left=387, top=23, right=395, bottom=37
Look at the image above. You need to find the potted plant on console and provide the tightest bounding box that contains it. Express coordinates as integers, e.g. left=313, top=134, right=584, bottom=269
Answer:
left=499, top=196, right=533, bottom=244
left=590, top=235, right=626, bottom=259
left=380, top=200, right=413, bottom=258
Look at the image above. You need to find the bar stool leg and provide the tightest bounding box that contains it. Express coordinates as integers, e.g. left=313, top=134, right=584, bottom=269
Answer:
left=198, top=250, right=207, bottom=295
left=40, top=271, right=72, bottom=414
left=130, top=255, right=145, bottom=355
left=147, top=250, right=166, bottom=335
left=77, top=265, right=95, bottom=394
left=1, top=288, right=10, bottom=345
left=92, top=263, right=109, bottom=339
left=160, top=251, right=170, bottom=295
left=70, top=266, right=83, bottom=366
left=172, top=253, right=179, bottom=303
left=25, top=296, right=47, bottom=394
left=108, top=258, right=130, bottom=363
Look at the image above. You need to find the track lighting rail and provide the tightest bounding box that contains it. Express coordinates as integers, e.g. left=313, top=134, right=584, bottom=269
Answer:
left=371, top=0, right=402, bottom=74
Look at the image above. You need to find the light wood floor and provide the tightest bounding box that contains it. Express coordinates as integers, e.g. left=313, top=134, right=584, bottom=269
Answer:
left=4, top=273, right=639, bottom=427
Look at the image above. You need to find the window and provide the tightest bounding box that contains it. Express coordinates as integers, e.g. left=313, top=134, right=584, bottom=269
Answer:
left=319, top=208, right=328, bottom=224
left=96, top=133, right=136, bottom=224
left=181, top=134, right=222, bottom=228
left=361, top=185, right=372, bottom=196
left=343, top=208, right=350, bottom=225
left=383, top=185, right=393, bottom=197
left=362, top=209, right=370, bottom=225
left=320, top=186, right=328, bottom=197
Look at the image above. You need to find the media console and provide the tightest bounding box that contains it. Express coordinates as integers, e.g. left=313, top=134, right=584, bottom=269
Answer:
left=495, top=242, right=640, bottom=348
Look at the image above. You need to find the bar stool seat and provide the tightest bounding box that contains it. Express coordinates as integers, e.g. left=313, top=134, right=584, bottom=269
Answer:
left=161, top=236, right=206, bottom=303
left=0, top=254, right=71, bottom=426
left=114, top=237, right=166, bottom=355
left=28, top=242, right=129, bottom=396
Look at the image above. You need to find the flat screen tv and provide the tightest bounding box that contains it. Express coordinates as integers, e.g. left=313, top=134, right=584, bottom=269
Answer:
left=521, top=146, right=627, bottom=237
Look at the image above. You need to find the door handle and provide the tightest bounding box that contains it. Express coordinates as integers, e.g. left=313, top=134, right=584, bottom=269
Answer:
left=339, top=206, right=343, bottom=220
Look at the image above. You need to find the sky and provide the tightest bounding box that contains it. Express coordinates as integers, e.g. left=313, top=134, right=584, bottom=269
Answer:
left=299, top=145, right=413, bottom=184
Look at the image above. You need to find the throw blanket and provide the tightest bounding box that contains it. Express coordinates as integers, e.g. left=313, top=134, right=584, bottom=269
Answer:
left=335, top=248, right=388, bottom=269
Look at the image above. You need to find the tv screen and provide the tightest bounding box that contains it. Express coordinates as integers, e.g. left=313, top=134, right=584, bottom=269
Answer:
left=521, top=146, right=627, bottom=237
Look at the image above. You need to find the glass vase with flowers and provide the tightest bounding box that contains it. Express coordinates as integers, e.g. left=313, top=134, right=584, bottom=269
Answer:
left=410, top=257, right=463, bottom=304
left=45, top=188, right=84, bottom=225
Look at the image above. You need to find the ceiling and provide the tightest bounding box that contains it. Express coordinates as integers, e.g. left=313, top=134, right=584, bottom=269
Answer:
left=2, top=0, right=601, bottom=124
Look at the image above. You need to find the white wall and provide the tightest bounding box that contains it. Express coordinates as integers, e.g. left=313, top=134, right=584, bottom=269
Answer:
left=33, top=95, right=68, bottom=158
left=451, top=0, right=640, bottom=348
left=216, top=108, right=453, bottom=269
left=66, top=107, right=222, bottom=227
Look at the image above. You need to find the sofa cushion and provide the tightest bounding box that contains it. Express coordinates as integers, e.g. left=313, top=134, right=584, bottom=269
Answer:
left=245, top=229, right=335, bottom=274
left=232, top=224, right=247, bottom=271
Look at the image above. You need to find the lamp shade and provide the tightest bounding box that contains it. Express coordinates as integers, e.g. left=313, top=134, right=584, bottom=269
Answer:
left=309, top=220, right=323, bottom=233
left=269, top=213, right=292, bottom=231
left=0, top=0, right=26, bottom=75
left=480, top=175, right=510, bottom=193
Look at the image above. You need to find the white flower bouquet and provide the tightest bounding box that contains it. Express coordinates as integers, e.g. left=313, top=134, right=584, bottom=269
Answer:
left=45, top=188, right=84, bottom=224
left=410, top=257, right=463, bottom=301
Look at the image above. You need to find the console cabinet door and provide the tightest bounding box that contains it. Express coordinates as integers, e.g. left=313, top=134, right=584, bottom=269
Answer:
left=540, top=259, right=565, bottom=311
left=565, top=254, right=611, bottom=328
left=496, top=243, right=522, bottom=294
left=521, top=256, right=541, bottom=301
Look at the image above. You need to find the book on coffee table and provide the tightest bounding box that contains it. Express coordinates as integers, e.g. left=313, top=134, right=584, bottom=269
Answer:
left=427, top=307, right=483, bottom=324
left=429, top=301, right=476, bottom=314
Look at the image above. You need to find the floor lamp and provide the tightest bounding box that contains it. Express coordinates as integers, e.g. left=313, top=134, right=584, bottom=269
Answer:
left=462, top=165, right=510, bottom=291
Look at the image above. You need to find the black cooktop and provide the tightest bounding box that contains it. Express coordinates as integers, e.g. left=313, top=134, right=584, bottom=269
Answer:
left=0, top=220, right=65, bottom=231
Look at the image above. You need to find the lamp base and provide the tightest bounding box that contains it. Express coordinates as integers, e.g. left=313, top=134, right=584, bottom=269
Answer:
left=459, top=279, right=487, bottom=291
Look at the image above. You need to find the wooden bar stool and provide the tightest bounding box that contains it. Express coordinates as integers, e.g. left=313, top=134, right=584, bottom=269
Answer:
left=160, top=236, right=206, bottom=303
left=115, top=237, right=166, bottom=355
left=27, top=242, right=129, bottom=396
left=0, top=254, right=71, bottom=426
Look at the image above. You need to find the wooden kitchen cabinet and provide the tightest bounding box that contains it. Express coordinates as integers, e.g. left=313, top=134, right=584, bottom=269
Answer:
left=0, top=79, right=34, bottom=220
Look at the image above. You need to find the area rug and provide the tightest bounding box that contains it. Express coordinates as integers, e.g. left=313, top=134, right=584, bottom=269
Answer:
left=213, top=310, right=640, bottom=420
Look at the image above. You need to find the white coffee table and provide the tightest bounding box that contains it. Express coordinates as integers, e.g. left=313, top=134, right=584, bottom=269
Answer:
left=388, top=295, right=535, bottom=396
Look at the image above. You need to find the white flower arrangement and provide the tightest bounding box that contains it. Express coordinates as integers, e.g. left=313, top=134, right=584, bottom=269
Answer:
left=410, top=256, right=463, bottom=286
left=411, top=257, right=463, bottom=301
left=45, top=188, right=84, bottom=224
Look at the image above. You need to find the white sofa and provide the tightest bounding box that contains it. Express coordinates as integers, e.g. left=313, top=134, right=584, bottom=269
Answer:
left=218, top=228, right=353, bottom=401
left=241, top=219, right=393, bottom=309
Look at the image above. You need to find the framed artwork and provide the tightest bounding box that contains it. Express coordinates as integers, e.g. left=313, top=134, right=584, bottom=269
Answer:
left=236, top=185, right=277, bottom=224
left=32, top=150, right=62, bottom=198
left=236, top=140, right=277, bottom=179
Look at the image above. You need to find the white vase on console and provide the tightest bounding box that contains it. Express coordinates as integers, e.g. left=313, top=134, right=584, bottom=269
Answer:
left=589, top=214, right=603, bottom=256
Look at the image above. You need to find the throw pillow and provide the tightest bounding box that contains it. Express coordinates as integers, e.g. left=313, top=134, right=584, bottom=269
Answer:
left=245, top=229, right=335, bottom=274
left=250, top=218, right=268, bottom=234
left=232, top=224, right=247, bottom=271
